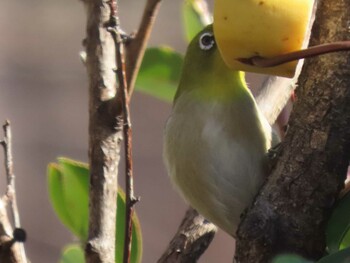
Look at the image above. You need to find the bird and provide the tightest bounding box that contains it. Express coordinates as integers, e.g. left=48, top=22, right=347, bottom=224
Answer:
left=163, top=24, right=280, bottom=236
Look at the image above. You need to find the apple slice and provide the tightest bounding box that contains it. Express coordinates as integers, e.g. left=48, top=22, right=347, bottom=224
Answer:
left=214, top=0, right=315, bottom=77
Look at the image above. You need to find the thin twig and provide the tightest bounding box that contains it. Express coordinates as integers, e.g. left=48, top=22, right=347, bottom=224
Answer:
left=1, top=121, right=27, bottom=263
left=2, top=121, right=19, bottom=228
left=125, top=0, right=162, bottom=96
left=108, top=2, right=139, bottom=263
left=238, top=41, right=350, bottom=67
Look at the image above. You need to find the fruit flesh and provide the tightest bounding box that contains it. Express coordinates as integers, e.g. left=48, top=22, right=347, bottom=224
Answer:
left=214, top=0, right=314, bottom=77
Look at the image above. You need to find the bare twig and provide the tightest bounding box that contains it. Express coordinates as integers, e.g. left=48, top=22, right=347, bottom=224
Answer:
left=2, top=121, right=20, bottom=229
left=125, top=0, right=162, bottom=96
left=107, top=2, right=140, bottom=263
left=158, top=207, right=217, bottom=263
left=0, top=121, right=27, bottom=263
left=238, top=41, right=350, bottom=68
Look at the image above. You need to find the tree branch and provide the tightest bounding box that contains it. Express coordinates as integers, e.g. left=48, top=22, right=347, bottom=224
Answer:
left=0, top=121, right=27, bottom=263
left=0, top=199, right=21, bottom=263
left=239, top=41, right=350, bottom=68
left=82, top=0, right=163, bottom=262
left=157, top=207, right=217, bottom=263
left=83, top=1, right=122, bottom=262
left=106, top=2, right=140, bottom=262
left=235, top=0, right=350, bottom=261
left=125, top=0, right=162, bottom=96
left=1, top=122, right=21, bottom=231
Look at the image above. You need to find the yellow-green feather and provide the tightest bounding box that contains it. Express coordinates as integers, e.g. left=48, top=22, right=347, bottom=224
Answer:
left=174, top=25, right=249, bottom=104
left=164, top=25, right=277, bottom=236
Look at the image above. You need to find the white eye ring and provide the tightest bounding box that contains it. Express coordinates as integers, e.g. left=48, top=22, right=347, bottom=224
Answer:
left=199, top=32, right=215, bottom=50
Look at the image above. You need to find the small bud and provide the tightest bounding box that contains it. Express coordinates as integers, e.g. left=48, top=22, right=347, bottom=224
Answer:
left=13, top=228, right=26, bottom=243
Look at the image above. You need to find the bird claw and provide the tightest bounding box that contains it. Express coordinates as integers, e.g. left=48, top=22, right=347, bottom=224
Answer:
left=267, top=143, right=282, bottom=170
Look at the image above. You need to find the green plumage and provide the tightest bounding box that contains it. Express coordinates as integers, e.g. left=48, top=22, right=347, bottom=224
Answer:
left=164, top=25, right=278, bottom=236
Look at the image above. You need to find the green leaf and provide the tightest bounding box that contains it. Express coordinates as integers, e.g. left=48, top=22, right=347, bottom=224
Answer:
left=340, top=228, right=350, bottom=250
left=48, top=158, right=142, bottom=263
left=326, top=192, right=350, bottom=253
left=48, top=158, right=89, bottom=240
left=317, top=247, right=350, bottom=263
left=135, top=47, right=183, bottom=103
left=59, top=244, right=85, bottom=263
left=59, top=158, right=89, bottom=240
left=48, top=164, right=75, bottom=232
left=272, top=254, right=312, bottom=263
left=182, top=0, right=212, bottom=42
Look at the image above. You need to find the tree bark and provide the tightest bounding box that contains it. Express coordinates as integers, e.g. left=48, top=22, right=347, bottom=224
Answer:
left=235, top=0, right=350, bottom=262
left=158, top=208, right=217, bottom=263
left=82, top=0, right=163, bottom=262
left=83, top=1, right=122, bottom=262
left=0, top=200, right=22, bottom=263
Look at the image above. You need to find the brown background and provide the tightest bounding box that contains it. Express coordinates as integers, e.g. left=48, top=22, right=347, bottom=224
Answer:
left=0, top=1, right=265, bottom=262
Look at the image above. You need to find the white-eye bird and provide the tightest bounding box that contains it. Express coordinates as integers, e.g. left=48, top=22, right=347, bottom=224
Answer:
left=163, top=25, right=280, bottom=236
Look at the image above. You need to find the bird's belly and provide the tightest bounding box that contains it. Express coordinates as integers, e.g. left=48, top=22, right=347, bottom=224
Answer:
left=164, top=110, right=269, bottom=236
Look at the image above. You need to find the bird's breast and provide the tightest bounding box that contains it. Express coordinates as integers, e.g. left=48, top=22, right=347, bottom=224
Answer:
left=164, top=94, right=272, bottom=235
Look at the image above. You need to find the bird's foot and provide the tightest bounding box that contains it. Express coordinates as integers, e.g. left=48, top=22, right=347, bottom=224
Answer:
left=267, top=143, right=282, bottom=171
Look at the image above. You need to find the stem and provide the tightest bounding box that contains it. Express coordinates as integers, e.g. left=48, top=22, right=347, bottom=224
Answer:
left=2, top=121, right=19, bottom=227
left=108, top=2, right=139, bottom=263
left=125, top=0, right=162, bottom=96
left=1, top=121, right=27, bottom=263
left=238, top=41, right=350, bottom=67
left=84, top=0, right=122, bottom=262
left=81, top=0, right=163, bottom=262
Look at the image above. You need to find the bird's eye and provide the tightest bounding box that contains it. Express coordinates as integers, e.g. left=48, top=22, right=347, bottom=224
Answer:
left=199, top=32, right=215, bottom=51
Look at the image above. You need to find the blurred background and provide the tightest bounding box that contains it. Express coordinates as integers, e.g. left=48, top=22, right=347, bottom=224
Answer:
left=0, top=0, right=266, bottom=262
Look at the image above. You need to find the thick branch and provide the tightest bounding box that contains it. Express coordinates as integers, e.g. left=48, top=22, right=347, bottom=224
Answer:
left=83, top=0, right=163, bottom=262
left=84, top=1, right=122, bottom=262
left=236, top=0, right=350, bottom=262
left=158, top=207, right=217, bottom=263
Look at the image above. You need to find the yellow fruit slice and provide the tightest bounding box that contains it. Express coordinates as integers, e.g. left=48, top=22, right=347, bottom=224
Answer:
left=214, top=0, right=315, bottom=77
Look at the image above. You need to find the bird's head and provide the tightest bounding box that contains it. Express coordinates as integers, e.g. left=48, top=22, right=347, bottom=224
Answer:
left=175, top=25, right=246, bottom=103
left=181, top=25, right=224, bottom=79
